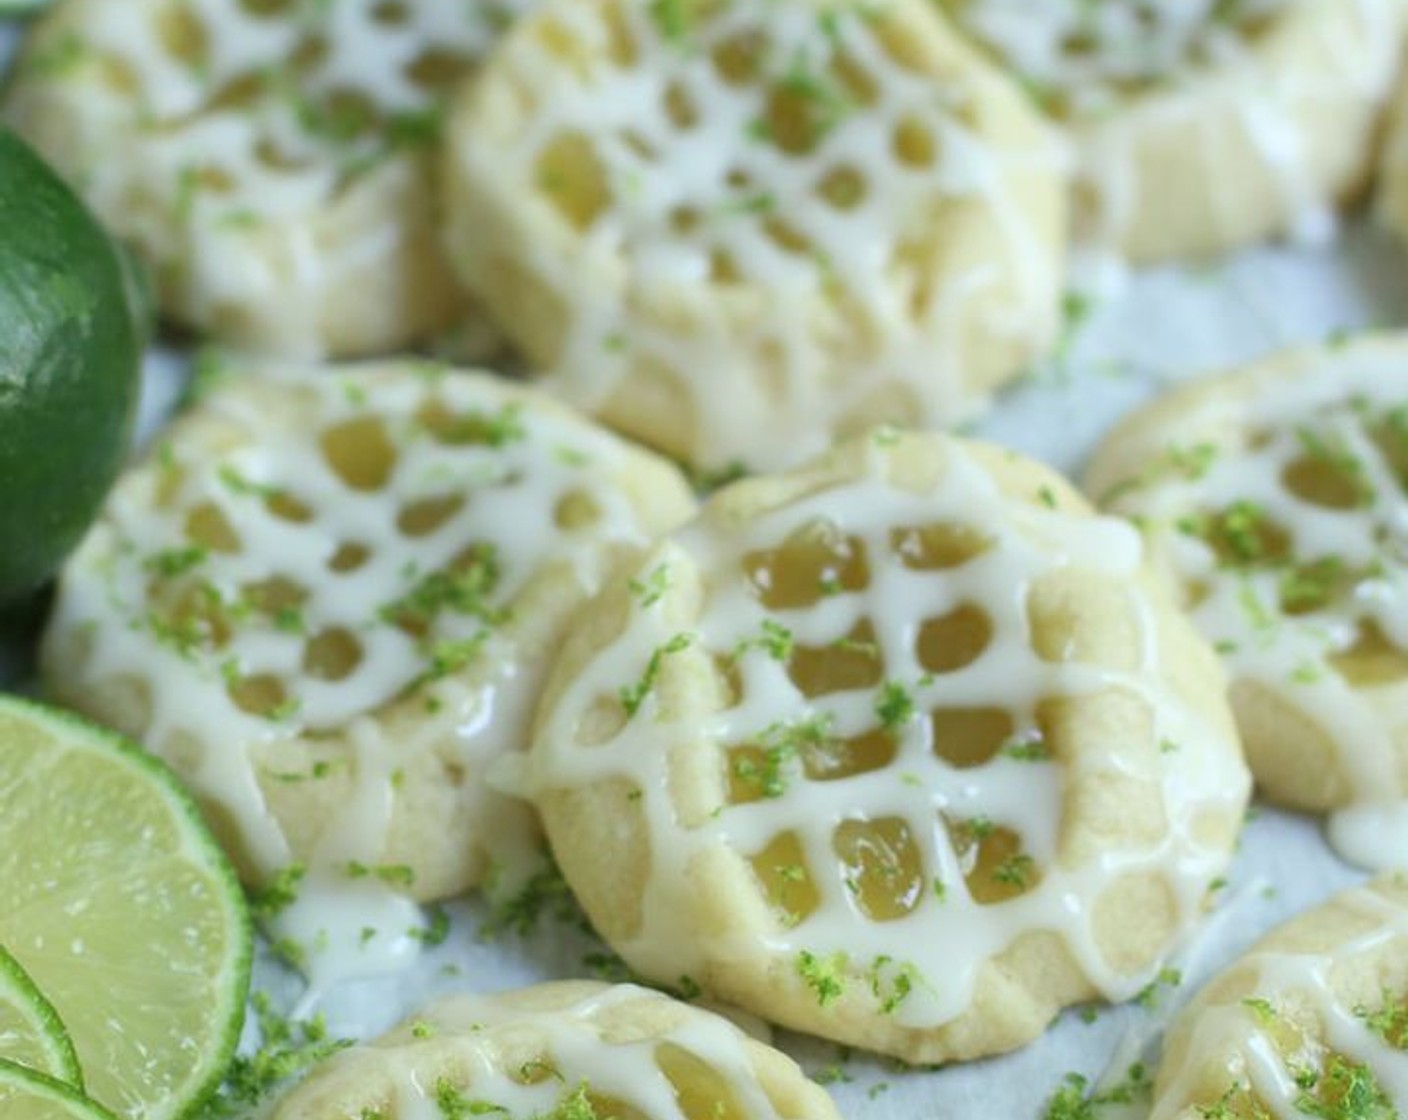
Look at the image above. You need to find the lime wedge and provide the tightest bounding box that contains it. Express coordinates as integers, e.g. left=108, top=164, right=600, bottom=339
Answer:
left=0, top=1060, right=119, bottom=1120
left=0, top=944, right=79, bottom=1085
left=0, top=697, right=251, bottom=1120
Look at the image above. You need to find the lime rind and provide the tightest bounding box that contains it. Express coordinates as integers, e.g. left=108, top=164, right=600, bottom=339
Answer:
left=0, top=944, right=80, bottom=1087
left=0, top=130, right=142, bottom=602
left=0, top=695, right=252, bottom=1120
left=0, top=1059, right=120, bottom=1120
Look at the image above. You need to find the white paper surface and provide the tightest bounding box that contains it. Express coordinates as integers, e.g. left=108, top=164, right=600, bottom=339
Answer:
left=0, top=15, right=1402, bottom=1117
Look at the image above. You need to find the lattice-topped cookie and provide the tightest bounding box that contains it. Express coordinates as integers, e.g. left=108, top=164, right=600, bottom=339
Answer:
left=40, top=361, right=694, bottom=976
left=4, top=0, right=535, bottom=357
left=1150, top=875, right=1408, bottom=1120
left=1086, top=339, right=1408, bottom=868
left=942, top=0, right=1405, bottom=261
left=441, top=0, right=1065, bottom=471
left=946, top=0, right=1292, bottom=114
left=525, top=430, right=1248, bottom=1063
left=267, top=981, right=841, bottom=1120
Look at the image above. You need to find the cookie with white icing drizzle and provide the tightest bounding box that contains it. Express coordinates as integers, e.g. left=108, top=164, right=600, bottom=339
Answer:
left=3, top=0, right=534, bottom=358
left=1150, top=875, right=1408, bottom=1120
left=266, top=981, right=841, bottom=1120
left=943, top=0, right=1407, bottom=262
left=440, top=0, right=1065, bottom=472
left=524, top=429, right=1248, bottom=1063
left=39, top=361, right=695, bottom=983
left=1086, top=338, right=1408, bottom=870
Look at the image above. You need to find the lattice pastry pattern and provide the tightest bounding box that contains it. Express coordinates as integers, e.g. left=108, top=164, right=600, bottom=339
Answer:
left=527, top=431, right=1249, bottom=1063
left=942, top=0, right=1292, bottom=117
left=268, top=981, right=841, bottom=1120
left=40, top=362, right=695, bottom=915
left=1086, top=338, right=1408, bottom=864
left=4, top=0, right=537, bottom=356
left=942, top=0, right=1405, bottom=261
left=442, top=0, right=1065, bottom=471
left=1150, top=875, right=1408, bottom=1120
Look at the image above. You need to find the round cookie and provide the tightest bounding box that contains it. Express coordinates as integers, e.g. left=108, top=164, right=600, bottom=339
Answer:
left=3, top=0, right=536, bottom=358
left=441, top=0, right=1065, bottom=472
left=526, top=429, right=1249, bottom=1064
left=267, top=981, right=841, bottom=1120
left=1085, top=338, right=1408, bottom=866
left=1150, top=875, right=1408, bottom=1120
left=40, top=361, right=695, bottom=922
left=944, top=0, right=1407, bottom=262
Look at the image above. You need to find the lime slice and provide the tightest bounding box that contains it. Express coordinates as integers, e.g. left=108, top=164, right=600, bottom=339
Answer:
left=0, top=944, right=79, bottom=1086
left=0, top=696, right=251, bottom=1120
left=0, top=1060, right=119, bottom=1120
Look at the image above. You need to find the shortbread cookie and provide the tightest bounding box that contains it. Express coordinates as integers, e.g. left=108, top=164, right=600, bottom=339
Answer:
left=1150, top=875, right=1408, bottom=1120
left=945, top=0, right=1406, bottom=261
left=40, top=361, right=695, bottom=914
left=4, top=0, right=535, bottom=357
left=442, top=0, right=1065, bottom=471
left=526, top=430, right=1249, bottom=1063
left=268, top=981, right=840, bottom=1120
left=1086, top=339, right=1408, bottom=865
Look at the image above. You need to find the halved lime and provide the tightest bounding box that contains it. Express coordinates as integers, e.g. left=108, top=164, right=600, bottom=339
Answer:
left=0, top=944, right=79, bottom=1086
left=0, top=696, right=251, bottom=1120
left=0, top=1060, right=119, bottom=1120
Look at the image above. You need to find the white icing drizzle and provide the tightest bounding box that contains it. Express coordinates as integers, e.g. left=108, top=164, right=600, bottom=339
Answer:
left=946, top=0, right=1403, bottom=254
left=1150, top=881, right=1408, bottom=1119
left=530, top=439, right=1248, bottom=1034
left=276, top=882, right=424, bottom=1008
left=273, top=983, right=814, bottom=1120
left=1099, top=352, right=1408, bottom=869
left=42, top=363, right=685, bottom=985
left=5, top=0, right=535, bottom=354
left=449, top=0, right=1062, bottom=470
left=944, top=0, right=1293, bottom=117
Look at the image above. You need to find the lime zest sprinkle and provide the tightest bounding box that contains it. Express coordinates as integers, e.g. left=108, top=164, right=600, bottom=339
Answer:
left=1133, top=967, right=1181, bottom=1011
left=190, top=993, right=352, bottom=1118
left=796, top=950, right=848, bottom=1006
left=731, top=619, right=794, bottom=662
left=628, top=563, right=671, bottom=609
left=868, top=955, right=923, bottom=1014
left=619, top=632, right=693, bottom=718
left=732, top=712, right=834, bottom=798
left=379, top=546, right=505, bottom=632
left=479, top=861, right=584, bottom=941
left=991, top=853, right=1036, bottom=890
left=1042, top=1063, right=1151, bottom=1120
left=649, top=0, right=692, bottom=43
left=248, top=864, right=306, bottom=923
left=144, top=546, right=209, bottom=578
left=874, top=681, right=916, bottom=729
left=1355, top=992, right=1408, bottom=1050
left=344, top=861, right=416, bottom=889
